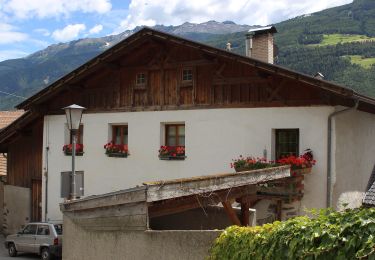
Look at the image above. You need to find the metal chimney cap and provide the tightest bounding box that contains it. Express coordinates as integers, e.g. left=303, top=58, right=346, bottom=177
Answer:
left=314, top=72, right=325, bottom=79
left=247, top=26, right=277, bottom=36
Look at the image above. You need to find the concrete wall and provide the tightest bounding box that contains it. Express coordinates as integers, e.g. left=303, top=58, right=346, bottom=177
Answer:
left=43, top=107, right=333, bottom=221
left=333, top=109, right=375, bottom=208
left=3, top=185, right=30, bottom=235
left=63, top=215, right=220, bottom=260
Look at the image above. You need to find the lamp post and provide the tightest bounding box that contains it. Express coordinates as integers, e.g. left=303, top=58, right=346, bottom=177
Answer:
left=63, top=104, right=85, bottom=200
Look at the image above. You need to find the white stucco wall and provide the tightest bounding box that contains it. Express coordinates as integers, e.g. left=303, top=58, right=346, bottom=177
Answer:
left=333, top=109, right=375, bottom=209
left=42, top=106, right=333, bottom=221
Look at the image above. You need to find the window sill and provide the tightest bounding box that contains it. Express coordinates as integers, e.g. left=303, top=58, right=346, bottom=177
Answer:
left=64, top=152, right=84, bottom=156
left=106, top=152, right=129, bottom=158
left=159, top=156, right=186, bottom=160
left=134, top=85, right=147, bottom=90
left=180, top=82, right=193, bottom=88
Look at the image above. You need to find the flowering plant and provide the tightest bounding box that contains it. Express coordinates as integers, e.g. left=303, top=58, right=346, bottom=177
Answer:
left=231, top=150, right=316, bottom=173
left=277, top=150, right=316, bottom=170
left=159, top=146, right=185, bottom=159
left=104, top=142, right=129, bottom=155
left=63, top=144, right=84, bottom=155
left=231, top=156, right=278, bottom=172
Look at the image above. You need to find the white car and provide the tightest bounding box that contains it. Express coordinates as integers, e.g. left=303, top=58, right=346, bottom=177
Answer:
left=4, top=222, right=62, bottom=260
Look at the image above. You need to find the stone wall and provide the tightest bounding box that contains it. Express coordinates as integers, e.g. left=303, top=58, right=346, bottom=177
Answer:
left=3, top=185, right=30, bottom=235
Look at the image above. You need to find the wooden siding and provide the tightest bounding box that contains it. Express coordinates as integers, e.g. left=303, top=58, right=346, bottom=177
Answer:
left=31, top=179, right=42, bottom=221
left=39, top=39, right=350, bottom=114
left=7, top=117, right=43, bottom=187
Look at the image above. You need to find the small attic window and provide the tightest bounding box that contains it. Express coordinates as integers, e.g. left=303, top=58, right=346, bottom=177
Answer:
left=136, top=73, right=147, bottom=86
left=182, top=69, right=193, bottom=82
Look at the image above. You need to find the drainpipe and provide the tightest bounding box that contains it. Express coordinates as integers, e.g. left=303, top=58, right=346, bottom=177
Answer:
left=44, top=146, right=49, bottom=221
left=327, top=100, right=359, bottom=208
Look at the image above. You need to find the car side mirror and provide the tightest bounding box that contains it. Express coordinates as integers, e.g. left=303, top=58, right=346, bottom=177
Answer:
left=17, top=231, right=23, bottom=235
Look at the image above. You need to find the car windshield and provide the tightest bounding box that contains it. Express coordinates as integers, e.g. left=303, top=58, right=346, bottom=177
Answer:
left=54, top=224, right=63, bottom=235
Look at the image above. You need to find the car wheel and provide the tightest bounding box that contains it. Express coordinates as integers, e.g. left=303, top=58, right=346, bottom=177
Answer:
left=41, top=248, right=53, bottom=260
left=8, top=243, right=17, bottom=257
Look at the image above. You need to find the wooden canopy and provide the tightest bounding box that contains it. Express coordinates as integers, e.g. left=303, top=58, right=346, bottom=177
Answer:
left=61, top=166, right=290, bottom=230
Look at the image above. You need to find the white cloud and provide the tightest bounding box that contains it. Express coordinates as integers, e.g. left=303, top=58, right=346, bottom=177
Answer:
left=52, top=24, right=86, bottom=42
left=34, top=28, right=50, bottom=36
left=0, top=49, right=29, bottom=60
left=114, top=0, right=352, bottom=32
left=89, top=24, right=103, bottom=35
left=3, top=0, right=111, bottom=19
left=0, top=23, right=28, bottom=43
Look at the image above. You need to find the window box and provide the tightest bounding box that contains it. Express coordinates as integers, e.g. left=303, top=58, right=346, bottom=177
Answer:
left=104, top=143, right=129, bottom=158
left=63, top=144, right=84, bottom=156
left=106, top=152, right=129, bottom=158
left=159, top=146, right=186, bottom=160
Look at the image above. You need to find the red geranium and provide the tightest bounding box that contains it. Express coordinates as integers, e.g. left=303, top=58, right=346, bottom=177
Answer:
left=159, top=146, right=185, bottom=157
left=63, top=143, right=84, bottom=154
left=104, top=142, right=129, bottom=154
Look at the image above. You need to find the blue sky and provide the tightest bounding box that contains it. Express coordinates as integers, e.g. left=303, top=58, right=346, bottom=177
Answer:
left=0, top=0, right=352, bottom=61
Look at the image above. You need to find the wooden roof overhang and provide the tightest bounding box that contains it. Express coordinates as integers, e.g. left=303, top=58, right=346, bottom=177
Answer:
left=2, top=27, right=375, bottom=149
left=60, top=165, right=290, bottom=230
left=15, top=27, right=375, bottom=111
left=0, top=111, right=40, bottom=152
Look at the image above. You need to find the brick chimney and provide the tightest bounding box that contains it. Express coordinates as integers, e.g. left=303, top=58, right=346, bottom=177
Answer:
left=245, top=26, right=277, bottom=64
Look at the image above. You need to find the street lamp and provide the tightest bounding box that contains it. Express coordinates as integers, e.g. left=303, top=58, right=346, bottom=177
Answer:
left=63, top=104, right=86, bottom=200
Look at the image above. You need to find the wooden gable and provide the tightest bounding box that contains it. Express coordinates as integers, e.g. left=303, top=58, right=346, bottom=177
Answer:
left=35, top=32, right=357, bottom=115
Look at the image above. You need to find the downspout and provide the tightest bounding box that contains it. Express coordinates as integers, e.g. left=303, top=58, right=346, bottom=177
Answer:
left=44, top=117, right=50, bottom=221
left=327, top=100, right=359, bottom=208
left=44, top=146, right=49, bottom=221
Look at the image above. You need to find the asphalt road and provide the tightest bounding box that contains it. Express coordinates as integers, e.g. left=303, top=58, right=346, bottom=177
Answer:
left=0, top=236, right=39, bottom=260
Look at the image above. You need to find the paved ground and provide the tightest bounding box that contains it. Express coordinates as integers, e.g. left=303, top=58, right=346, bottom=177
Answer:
left=0, top=236, right=39, bottom=260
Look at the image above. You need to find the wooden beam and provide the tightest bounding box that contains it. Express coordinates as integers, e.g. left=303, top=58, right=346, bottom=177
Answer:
left=240, top=199, right=250, bottom=226
left=148, top=185, right=257, bottom=218
left=276, top=200, right=282, bottom=221
left=166, top=59, right=214, bottom=68
left=145, top=166, right=289, bottom=202
left=105, top=62, right=121, bottom=70
left=222, top=201, right=241, bottom=226
left=213, top=77, right=266, bottom=85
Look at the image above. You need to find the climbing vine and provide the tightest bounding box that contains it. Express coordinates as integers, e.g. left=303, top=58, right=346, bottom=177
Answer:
left=208, top=207, right=375, bottom=260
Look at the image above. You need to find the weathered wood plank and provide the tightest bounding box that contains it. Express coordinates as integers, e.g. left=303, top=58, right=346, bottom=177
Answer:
left=61, top=187, right=147, bottom=212
left=64, top=202, right=147, bottom=219
left=148, top=185, right=257, bottom=218
left=145, top=166, right=290, bottom=202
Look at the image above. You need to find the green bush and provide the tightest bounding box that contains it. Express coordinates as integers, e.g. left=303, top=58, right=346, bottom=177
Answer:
left=208, top=208, right=375, bottom=260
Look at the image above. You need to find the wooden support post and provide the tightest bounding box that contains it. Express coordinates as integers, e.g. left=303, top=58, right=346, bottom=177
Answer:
left=240, top=199, right=250, bottom=226
left=222, top=201, right=241, bottom=226
left=276, top=200, right=282, bottom=221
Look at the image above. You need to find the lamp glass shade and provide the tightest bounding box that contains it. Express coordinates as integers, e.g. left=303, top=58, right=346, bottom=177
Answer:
left=63, top=104, right=86, bottom=130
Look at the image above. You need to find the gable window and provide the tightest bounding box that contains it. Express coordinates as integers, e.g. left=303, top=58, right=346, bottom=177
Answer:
left=182, top=69, right=193, bottom=82
left=63, top=124, right=84, bottom=156
left=136, top=73, right=146, bottom=86
left=159, top=123, right=185, bottom=160
left=275, top=129, right=299, bottom=160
